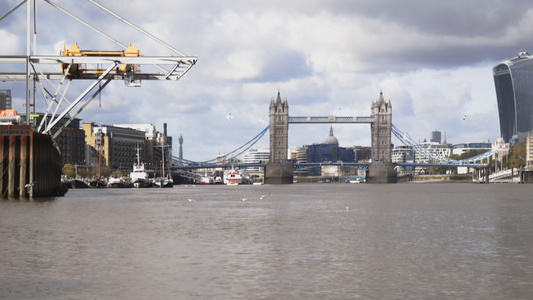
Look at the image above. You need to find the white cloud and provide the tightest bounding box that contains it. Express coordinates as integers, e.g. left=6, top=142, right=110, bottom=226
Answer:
left=1, top=0, right=530, bottom=161
left=0, top=30, right=20, bottom=54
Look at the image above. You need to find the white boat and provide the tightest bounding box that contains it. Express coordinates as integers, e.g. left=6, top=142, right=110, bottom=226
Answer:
left=224, top=168, right=242, bottom=185
left=348, top=178, right=365, bottom=184
left=107, top=175, right=130, bottom=188
left=153, top=135, right=174, bottom=188
left=199, top=172, right=213, bottom=184
left=130, top=147, right=151, bottom=188
left=153, top=176, right=174, bottom=188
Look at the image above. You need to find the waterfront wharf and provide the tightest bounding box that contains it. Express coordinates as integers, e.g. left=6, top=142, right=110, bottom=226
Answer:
left=0, top=125, right=65, bottom=198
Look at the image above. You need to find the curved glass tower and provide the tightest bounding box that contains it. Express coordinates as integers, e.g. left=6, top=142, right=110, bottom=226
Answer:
left=493, top=52, right=533, bottom=143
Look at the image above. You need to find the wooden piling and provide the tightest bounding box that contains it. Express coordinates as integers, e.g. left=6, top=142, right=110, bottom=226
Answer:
left=0, top=125, right=65, bottom=199
left=19, top=136, right=27, bottom=198
left=0, top=136, right=4, bottom=196
left=29, top=133, right=34, bottom=198
left=8, top=136, right=15, bottom=198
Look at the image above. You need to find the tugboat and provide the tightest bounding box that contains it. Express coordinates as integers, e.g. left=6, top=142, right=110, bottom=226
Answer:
left=130, top=146, right=151, bottom=188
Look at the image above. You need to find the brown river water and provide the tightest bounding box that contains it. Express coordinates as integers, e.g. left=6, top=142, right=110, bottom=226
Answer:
left=1, top=183, right=533, bottom=299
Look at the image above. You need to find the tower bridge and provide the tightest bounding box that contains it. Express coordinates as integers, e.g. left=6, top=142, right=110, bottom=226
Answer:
left=173, top=91, right=395, bottom=183
left=174, top=90, right=492, bottom=184
left=267, top=90, right=395, bottom=183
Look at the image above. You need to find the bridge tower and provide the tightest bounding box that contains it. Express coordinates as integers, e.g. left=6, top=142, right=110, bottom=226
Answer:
left=370, top=91, right=392, bottom=162
left=269, top=91, right=289, bottom=163
left=265, top=91, right=293, bottom=184
left=368, top=91, right=396, bottom=183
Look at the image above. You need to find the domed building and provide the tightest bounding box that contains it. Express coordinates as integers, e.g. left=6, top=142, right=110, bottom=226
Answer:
left=323, top=126, right=339, bottom=145
left=305, top=126, right=355, bottom=175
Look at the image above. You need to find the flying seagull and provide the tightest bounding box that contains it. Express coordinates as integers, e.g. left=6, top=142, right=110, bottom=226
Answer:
left=25, top=181, right=36, bottom=193
left=463, top=115, right=467, bottom=121
left=260, top=191, right=271, bottom=200
left=226, top=112, right=233, bottom=122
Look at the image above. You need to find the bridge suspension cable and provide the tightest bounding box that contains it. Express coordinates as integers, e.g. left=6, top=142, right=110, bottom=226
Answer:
left=174, top=125, right=271, bottom=165
left=391, top=124, right=496, bottom=165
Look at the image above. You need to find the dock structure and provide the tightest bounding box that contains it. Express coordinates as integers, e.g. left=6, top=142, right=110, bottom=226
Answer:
left=1, top=125, right=65, bottom=199
left=519, top=169, right=533, bottom=183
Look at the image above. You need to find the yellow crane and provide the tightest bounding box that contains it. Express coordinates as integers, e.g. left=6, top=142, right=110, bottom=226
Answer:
left=61, top=43, right=142, bottom=86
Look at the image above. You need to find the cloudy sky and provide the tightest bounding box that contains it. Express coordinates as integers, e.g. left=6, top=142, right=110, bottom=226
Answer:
left=2, top=0, right=533, bottom=161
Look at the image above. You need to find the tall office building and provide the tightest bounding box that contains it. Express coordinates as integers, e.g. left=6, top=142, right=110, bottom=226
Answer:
left=0, top=89, right=12, bottom=110
left=493, top=52, right=533, bottom=143
left=431, top=130, right=441, bottom=144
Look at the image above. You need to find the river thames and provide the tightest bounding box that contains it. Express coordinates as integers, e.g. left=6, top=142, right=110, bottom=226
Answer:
left=1, top=183, right=533, bottom=299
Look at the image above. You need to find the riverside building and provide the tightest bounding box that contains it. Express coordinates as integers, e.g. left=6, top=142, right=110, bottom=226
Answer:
left=82, top=123, right=171, bottom=172
left=304, top=126, right=356, bottom=176
left=242, top=148, right=269, bottom=177
left=527, top=136, right=533, bottom=168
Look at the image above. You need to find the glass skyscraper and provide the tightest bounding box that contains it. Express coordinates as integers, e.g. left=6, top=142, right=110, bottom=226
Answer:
left=493, top=52, right=533, bottom=143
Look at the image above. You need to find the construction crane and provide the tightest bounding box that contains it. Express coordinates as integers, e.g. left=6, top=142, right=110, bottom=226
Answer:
left=0, top=0, right=198, bottom=139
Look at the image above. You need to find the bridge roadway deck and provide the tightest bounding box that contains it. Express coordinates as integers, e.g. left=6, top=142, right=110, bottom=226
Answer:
left=173, top=162, right=371, bottom=171
left=288, top=116, right=375, bottom=123
left=397, top=162, right=488, bottom=168
left=172, top=161, right=488, bottom=171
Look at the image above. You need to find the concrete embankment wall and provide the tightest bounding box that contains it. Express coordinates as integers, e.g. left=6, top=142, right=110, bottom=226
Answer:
left=293, top=176, right=347, bottom=183
left=398, top=174, right=473, bottom=183
left=519, top=170, right=533, bottom=183
left=1, top=125, right=64, bottom=198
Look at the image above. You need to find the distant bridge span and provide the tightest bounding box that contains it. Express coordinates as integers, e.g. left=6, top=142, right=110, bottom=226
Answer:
left=288, top=116, right=375, bottom=124
left=171, top=160, right=488, bottom=172
left=172, top=162, right=370, bottom=171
